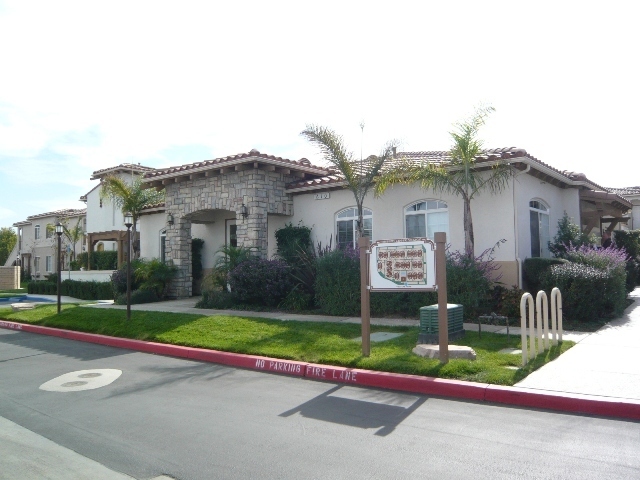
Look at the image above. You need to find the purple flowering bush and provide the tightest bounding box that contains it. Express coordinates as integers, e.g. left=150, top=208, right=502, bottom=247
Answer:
left=543, top=245, right=628, bottom=321
left=228, top=257, right=293, bottom=307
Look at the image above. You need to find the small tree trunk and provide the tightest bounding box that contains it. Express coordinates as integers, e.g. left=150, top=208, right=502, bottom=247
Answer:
left=463, top=197, right=474, bottom=257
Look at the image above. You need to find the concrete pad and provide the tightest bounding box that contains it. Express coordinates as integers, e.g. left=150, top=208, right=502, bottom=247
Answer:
left=353, top=332, right=403, bottom=343
left=11, top=302, right=35, bottom=311
left=499, top=348, right=522, bottom=355
left=412, top=344, right=476, bottom=360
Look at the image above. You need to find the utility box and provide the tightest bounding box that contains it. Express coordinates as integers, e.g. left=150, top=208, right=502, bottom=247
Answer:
left=418, top=303, right=464, bottom=344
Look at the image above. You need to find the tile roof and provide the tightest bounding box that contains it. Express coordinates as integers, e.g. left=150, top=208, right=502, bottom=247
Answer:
left=607, top=186, right=640, bottom=196
left=143, top=149, right=332, bottom=180
left=14, top=208, right=87, bottom=225
left=90, top=163, right=155, bottom=180
left=286, top=147, right=611, bottom=193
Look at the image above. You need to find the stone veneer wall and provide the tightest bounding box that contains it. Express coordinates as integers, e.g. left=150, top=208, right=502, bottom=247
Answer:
left=164, top=167, right=295, bottom=298
left=0, top=266, right=20, bottom=289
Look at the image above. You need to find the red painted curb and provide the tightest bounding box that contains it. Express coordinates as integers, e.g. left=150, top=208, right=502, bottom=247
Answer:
left=485, top=385, right=640, bottom=420
left=3, top=321, right=640, bottom=420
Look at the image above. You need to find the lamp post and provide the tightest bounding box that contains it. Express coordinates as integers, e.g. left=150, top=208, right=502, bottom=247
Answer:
left=55, top=222, right=63, bottom=314
left=124, top=213, right=133, bottom=321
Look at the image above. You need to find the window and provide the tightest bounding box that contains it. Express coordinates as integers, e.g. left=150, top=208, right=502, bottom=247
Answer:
left=35, top=224, right=41, bottom=240
left=46, top=223, right=53, bottom=239
left=46, top=256, right=53, bottom=272
left=336, top=207, right=372, bottom=249
left=405, top=200, right=449, bottom=239
left=530, top=200, right=550, bottom=258
left=160, top=230, right=167, bottom=263
left=34, top=256, right=40, bottom=273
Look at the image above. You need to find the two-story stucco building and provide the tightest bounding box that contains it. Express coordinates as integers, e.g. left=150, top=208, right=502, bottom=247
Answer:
left=9, top=209, right=86, bottom=277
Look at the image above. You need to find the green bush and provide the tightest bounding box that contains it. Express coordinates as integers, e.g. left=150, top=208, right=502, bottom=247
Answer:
left=548, top=213, right=595, bottom=258
left=613, top=230, right=640, bottom=289
left=523, top=257, right=567, bottom=294
left=314, top=248, right=360, bottom=316
left=196, top=289, right=237, bottom=309
left=370, top=291, right=437, bottom=317
left=490, top=285, right=526, bottom=318
left=27, top=280, right=113, bottom=300
left=111, top=259, right=145, bottom=296
left=228, top=257, right=293, bottom=307
left=445, top=250, right=494, bottom=320
left=115, top=289, right=160, bottom=305
left=134, top=258, right=177, bottom=298
left=75, top=251, right=118, bottom=270
left=542, top=262, right=626, bottom=322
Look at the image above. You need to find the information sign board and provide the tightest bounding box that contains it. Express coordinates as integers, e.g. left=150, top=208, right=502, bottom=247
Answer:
left=369, top=238, right=436, bottom=291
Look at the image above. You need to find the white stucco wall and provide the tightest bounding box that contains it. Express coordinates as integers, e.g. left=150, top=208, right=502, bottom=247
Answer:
left=283, top=181, right=517, bottom=261
left=85, top=172, right=140, bottom=234
left=139, top=212, right=167, bottom=260
left=513, top=171, right=581, bottom=261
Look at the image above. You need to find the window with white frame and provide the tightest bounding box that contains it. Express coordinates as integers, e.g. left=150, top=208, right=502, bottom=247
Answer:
left=35, top=224, right=41, bottom=240
left=34, top=256, right=40, bottom=274
left=160, top=229, right=166, bottom=263
left=530, top=200, right=550, bottom=258
left=46, top=255, right=53, bottom=272
left=336, top=207, right=372, bottom=249
left=405, top=200, right=449, bottom=239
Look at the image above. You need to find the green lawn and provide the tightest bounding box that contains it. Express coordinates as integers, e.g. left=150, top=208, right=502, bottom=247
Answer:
left=0, top=304, right=573, bottom=386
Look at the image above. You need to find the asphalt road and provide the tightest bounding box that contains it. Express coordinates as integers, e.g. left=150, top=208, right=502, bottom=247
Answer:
left=1, top=328, right=639, bottom=480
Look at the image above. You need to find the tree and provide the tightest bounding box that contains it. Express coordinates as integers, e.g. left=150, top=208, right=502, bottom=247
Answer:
left=375, top=106, right=513, bottom=256
left=301, top=124, right=398, bottom=243
left=548, top=212, right=595, bottom=258
left=0, top=227, right=17, bottom=266
left=99, top=175, right=165, bottom=259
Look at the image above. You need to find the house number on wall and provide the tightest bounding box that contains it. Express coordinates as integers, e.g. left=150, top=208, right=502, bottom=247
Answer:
left=314, top=193, right=330, bottom=200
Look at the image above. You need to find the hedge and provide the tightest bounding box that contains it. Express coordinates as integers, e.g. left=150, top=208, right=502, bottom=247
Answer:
left=523, top=257, right=567, bottom=294
left=27, top=279, right=114, bottom=300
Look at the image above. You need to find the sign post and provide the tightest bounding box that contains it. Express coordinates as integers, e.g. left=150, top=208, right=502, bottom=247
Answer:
left=359, top=236, right=371, bottom=357
left=361, top=234, right=449, bottom=363
left=435, top=232, right=448, bottom=364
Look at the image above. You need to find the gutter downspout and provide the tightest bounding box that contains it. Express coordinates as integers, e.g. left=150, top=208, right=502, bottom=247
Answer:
left=513, top=163, right=531, bottom=289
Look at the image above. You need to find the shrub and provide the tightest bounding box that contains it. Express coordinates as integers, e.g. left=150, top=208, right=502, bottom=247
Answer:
left=548, top=213, right=595, bottom=258
left=542, top=262, right=626, bottom=321
left=275, top=222, right=316, bottom=299
left=228, top=257, right=293, bottom=307
left=207, top=245, right=253, bottom=291
left=314, top=247, right=360, bottom=316
left=27, top=280, right=113, bottom=300
left=196, top=289, right=237, bottom=309
left=490, top=285, right=526, bottom=318
left=446, top=249, right=496, bottom=320
left=613, top=230, right=640, bottom=289
left=75, top=251, right=118, bottom=270
left=111, top=259, right=145, bottom=296
left=275, top=222, right=313, bottom=265
left=134, top=258, right=178, bottom=298
left=523, top=257, right=567, bottom=294
left=115, top=289, right=160, bottom=305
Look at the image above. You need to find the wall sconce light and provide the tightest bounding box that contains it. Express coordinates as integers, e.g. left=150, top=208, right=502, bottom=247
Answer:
left=167, top=213, right=174, bottom=225
left=241, top=203, right=248, bottom=219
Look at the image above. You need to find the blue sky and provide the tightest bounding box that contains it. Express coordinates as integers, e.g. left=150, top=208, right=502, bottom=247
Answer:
left=1, top=0, right=638, bottom=229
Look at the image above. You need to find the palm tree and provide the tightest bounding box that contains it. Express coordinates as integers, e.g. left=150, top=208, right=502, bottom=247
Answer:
left=301, top=124, right=398, bottom=243
left=375, top=106, right=514, bottom=256
left=99, top=175, right=165, bottom=259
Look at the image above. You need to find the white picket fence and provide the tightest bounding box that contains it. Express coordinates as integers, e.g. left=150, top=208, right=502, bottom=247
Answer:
left=520, top=288, right=563, bottom=366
